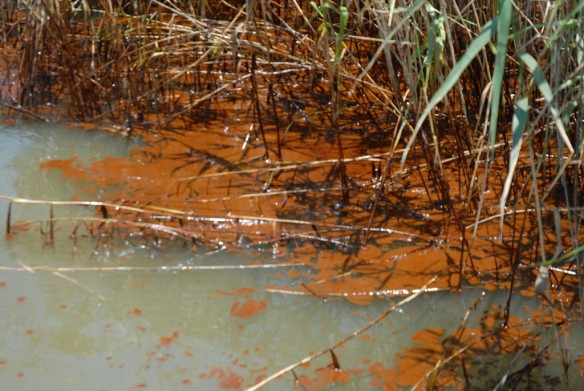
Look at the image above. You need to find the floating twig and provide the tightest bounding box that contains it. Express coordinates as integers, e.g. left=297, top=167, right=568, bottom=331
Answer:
left=52, top=271, right=106, bottom=302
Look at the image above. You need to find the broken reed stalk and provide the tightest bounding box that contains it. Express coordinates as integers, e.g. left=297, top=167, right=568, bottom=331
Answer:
left=5, top=201, right=11, bottom=235
left=251, top=52, right=270, bottom=162
left=268, top=82, right=282, bottom=161
left=49, top=204, right=54, bottom=244
left=247, top=275, right=437, bottom=391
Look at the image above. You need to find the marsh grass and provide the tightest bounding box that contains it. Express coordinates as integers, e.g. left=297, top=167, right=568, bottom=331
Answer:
left=1, top=0, right=583, bottom=388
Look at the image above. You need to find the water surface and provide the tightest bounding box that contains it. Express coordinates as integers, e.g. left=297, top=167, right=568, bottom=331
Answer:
left=0, top=119, right=581, bottom=390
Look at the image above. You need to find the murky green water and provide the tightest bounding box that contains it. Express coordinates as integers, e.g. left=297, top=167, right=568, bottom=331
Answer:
left=0, top=119, right=582, bottom=390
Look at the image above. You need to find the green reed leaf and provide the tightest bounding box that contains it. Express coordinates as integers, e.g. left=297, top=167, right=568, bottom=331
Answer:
left=499, top=96, right=528, bottom=236
left=518, top=51, right=574, bottom=153
left=400, top=18, right=497, bottom=170
left=488, top=0, right=512, bottom=149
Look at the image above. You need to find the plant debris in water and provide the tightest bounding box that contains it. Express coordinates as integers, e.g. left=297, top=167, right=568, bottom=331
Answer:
left=1, top=0, right=583, bottom=388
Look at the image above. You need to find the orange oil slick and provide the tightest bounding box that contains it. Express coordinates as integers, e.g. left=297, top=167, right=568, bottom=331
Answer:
left=158, top=331, right=179, bottom=346
left=198, top=367, right=243, bottom=390
left=296, top=368, right=362, bottom=390
left=230, top=296, right=267, bottom=318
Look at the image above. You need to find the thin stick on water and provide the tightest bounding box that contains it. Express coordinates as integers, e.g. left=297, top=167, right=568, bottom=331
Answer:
left=0, top=263, right=304, bottom=273
left=52, top=271, right=106, bottom=302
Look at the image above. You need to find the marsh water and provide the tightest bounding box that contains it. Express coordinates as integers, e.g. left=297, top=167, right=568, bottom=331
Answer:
left=0, top=119, right=582, bottom=390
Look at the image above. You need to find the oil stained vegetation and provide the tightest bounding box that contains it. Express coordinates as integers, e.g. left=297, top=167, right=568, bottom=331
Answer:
left=1, top=0, right=583, bottom=389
